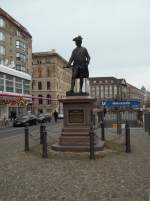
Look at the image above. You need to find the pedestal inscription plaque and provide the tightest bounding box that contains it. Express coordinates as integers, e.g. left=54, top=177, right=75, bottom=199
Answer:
left=69, top=109, right=84, bottom=123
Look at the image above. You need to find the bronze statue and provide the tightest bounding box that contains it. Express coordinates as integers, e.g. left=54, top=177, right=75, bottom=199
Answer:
left=66, top=36, right=90, bottom=94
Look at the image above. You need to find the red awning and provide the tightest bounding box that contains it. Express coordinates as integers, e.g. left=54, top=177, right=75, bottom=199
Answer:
left=0, top=92, right=58, bottom=101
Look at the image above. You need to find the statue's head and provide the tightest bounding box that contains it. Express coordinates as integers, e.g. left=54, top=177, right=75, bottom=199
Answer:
left=73, top=35, right=82, bottom=46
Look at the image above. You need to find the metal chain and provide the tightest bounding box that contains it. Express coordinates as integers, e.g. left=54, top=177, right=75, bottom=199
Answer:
left=29, top=129, right=40, bottom=141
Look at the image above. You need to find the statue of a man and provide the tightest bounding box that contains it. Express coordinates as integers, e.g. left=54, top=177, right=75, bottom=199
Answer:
left=67, top=36, right=90, bottom=93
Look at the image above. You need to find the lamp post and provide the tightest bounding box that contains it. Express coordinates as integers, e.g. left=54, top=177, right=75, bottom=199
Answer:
left=116, top=80, right=127, bottom=135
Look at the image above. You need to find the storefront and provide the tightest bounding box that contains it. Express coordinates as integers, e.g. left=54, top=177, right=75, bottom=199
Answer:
left=0, top=64, right=31, bottom=119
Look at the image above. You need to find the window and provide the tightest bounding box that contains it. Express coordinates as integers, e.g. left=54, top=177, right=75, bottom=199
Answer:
left=15, top=77, right=22, bottom=94
left=16, top=30, right=21, bottom=37
left=0, top=59, right=4, bottom=65
left=105, top=85, right=109, bottom=98
left=0, top=18, right=5, bottom=28
left=16, top=64, right=26, bottom=72
left=0, top=73, right=4, bottom=91
left=109, top=85, right=113, bottom=98
left=47, top=94, right=51, bottom=104
left=16, top=52, right=26, bottom=62
left=38, top=68, right=42, bottom=78
left=6, top=75, right=13, bottom=92
left=16, top=40, right=26, bottom=50
left=96, top=86, right=99, bottom=97
left=47, top=69, right=51, bottom=77
left=47, top=81, right=50, bottom=90
left=23, top=80, right=30, bottom=94
left=38, top=95, right=43, bottom=104
left=32, top=80, right=36, bottom=89
left=0, top=46, right=5, bottom=55
left=0, top=32, right=5, bottom=41
left=114, top=85, right=117, bottom=96
left=100, top=85, right=104, bottom=98
left=38, top=82, right=42, bottom=90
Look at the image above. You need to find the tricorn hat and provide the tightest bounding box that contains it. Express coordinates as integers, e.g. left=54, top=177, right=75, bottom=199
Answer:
left=73, top=35, right=83, bottom=42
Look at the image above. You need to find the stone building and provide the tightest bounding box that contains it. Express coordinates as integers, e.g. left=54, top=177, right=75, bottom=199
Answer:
left=89, top=77, right=127, bottom=102
left=0, top=8, right=32, bottom=119
left=32, top=51, right=71, bottom=114
left=0, top=8, right=32, bottom=74
left=126, top=83, right=145, bottom=104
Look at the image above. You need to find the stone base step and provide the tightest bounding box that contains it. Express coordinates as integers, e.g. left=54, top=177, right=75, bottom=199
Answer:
left=61, top=131, right=89, bottom=136
left=51, top=141, right=105, bottom=152
left=59, top=135, right=98, bottom=146
left=62, top=127, right=90, bottom=133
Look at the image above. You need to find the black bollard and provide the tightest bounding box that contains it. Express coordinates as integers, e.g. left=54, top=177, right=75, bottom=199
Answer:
left=125, top=121, right=131, bottom=153
left=42, top=130, right=48, bottom=158
left=101, top=121, right=105, bottom=141
left=40, top=123, right=44, bottom=144
left=24, top=125, right=29, bottom=151
left=89, top=129, right=95, bottom=160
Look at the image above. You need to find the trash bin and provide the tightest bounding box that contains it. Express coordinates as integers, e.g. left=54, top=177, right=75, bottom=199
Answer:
left=112, top=123, right=117, bottom=128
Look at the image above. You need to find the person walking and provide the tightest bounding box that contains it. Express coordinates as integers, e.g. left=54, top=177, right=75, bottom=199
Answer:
left=53, top=110, right=58, bottom=123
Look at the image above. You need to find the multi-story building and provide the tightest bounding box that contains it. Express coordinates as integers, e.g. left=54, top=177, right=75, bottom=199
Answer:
left=89, top=77, right=127, bottom=102
left=0, top=8, right=32, bottom=119
left=32, top=50, right=71, bottom=114
left=143, top=90, right=150, bottom=108
left=126, top=83, right=145, bottom=104
left=0, top=8, right=32, bottom=74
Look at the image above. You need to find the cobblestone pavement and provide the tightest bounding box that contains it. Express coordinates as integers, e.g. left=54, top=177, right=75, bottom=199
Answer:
left=0, top=124, right=150, bottom=201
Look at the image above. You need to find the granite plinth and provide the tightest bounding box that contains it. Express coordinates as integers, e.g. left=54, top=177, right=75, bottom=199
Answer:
left=51, top=96, right=104, bottom=152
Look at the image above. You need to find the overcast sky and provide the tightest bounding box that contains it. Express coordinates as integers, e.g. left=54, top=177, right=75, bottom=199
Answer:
left=1, top=0, right=150, bottom=89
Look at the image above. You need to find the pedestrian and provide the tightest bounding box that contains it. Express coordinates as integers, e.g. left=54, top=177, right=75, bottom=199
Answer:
left=53, top=110, right=58, bottom=123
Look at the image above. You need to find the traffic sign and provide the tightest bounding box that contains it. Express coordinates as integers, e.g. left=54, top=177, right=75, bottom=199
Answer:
left=99, top=99, right=141, bottom=107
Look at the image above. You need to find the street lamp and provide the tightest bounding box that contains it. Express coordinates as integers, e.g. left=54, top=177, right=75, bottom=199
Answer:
left=116, top=79, right=127, bottom=135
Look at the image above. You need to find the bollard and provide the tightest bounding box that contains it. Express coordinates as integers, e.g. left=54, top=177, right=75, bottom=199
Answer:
left=89, top=129, right=95, bottom=160
left=40, top=123, right=44, bottom=144
left=42, top=130, right=48, bottom=158
left=101, top=121, right=105, bottom=141
left=24, top=125, right=29, bottom=151
left=125, top=121, right=131, bottom=153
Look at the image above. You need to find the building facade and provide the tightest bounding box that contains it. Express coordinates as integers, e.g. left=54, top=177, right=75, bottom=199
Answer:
left=0, top=64, right=31, bottom=119
left=126, top=83, right=145, bottom=105
left=0, top=8, right=32, bottom=120
left=32, top=51, right=71, bottom=114
left=89, top=77, right=127, bottom=102
left=0, top=8, right=32, bottom=74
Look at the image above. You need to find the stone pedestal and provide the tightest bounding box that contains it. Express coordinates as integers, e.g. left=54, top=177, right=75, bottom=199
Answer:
left=51, top=96, right=104, bottom=152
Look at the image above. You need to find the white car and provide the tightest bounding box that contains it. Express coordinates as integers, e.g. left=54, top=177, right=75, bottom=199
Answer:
left=58, top=113, right=64, bottom=119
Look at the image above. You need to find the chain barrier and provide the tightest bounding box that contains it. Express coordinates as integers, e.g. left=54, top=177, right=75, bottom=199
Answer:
left=29, top=132, right=40, bottom=141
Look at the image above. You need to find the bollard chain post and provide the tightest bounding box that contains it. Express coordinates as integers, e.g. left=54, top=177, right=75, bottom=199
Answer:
left=42, top=130, right=48, bottom=158
left=101, top=120, right=105, bottom=141
left=24, top=125, right=29, bottom=151
left=125, top=121, right=131, bottom=153
left=89, top=128, right=95, bottom=160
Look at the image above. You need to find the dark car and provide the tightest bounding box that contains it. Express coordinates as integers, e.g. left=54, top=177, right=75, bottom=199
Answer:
left=37, top=113, right=51, bottom=123
left=13, top=114, right=37, bottom=127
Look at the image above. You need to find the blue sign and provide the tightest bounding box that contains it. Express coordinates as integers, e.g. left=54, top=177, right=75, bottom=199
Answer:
left=99, top=99, right=141, bottom=107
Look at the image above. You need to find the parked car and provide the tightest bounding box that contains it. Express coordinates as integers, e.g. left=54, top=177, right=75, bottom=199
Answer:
left=44, top=113, right=52, bottom=122
left=37, top=113, right=51, bottom=123
left=13, top=114, right=37, bottom=127
left=58, top=113, right=64, bottom=119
